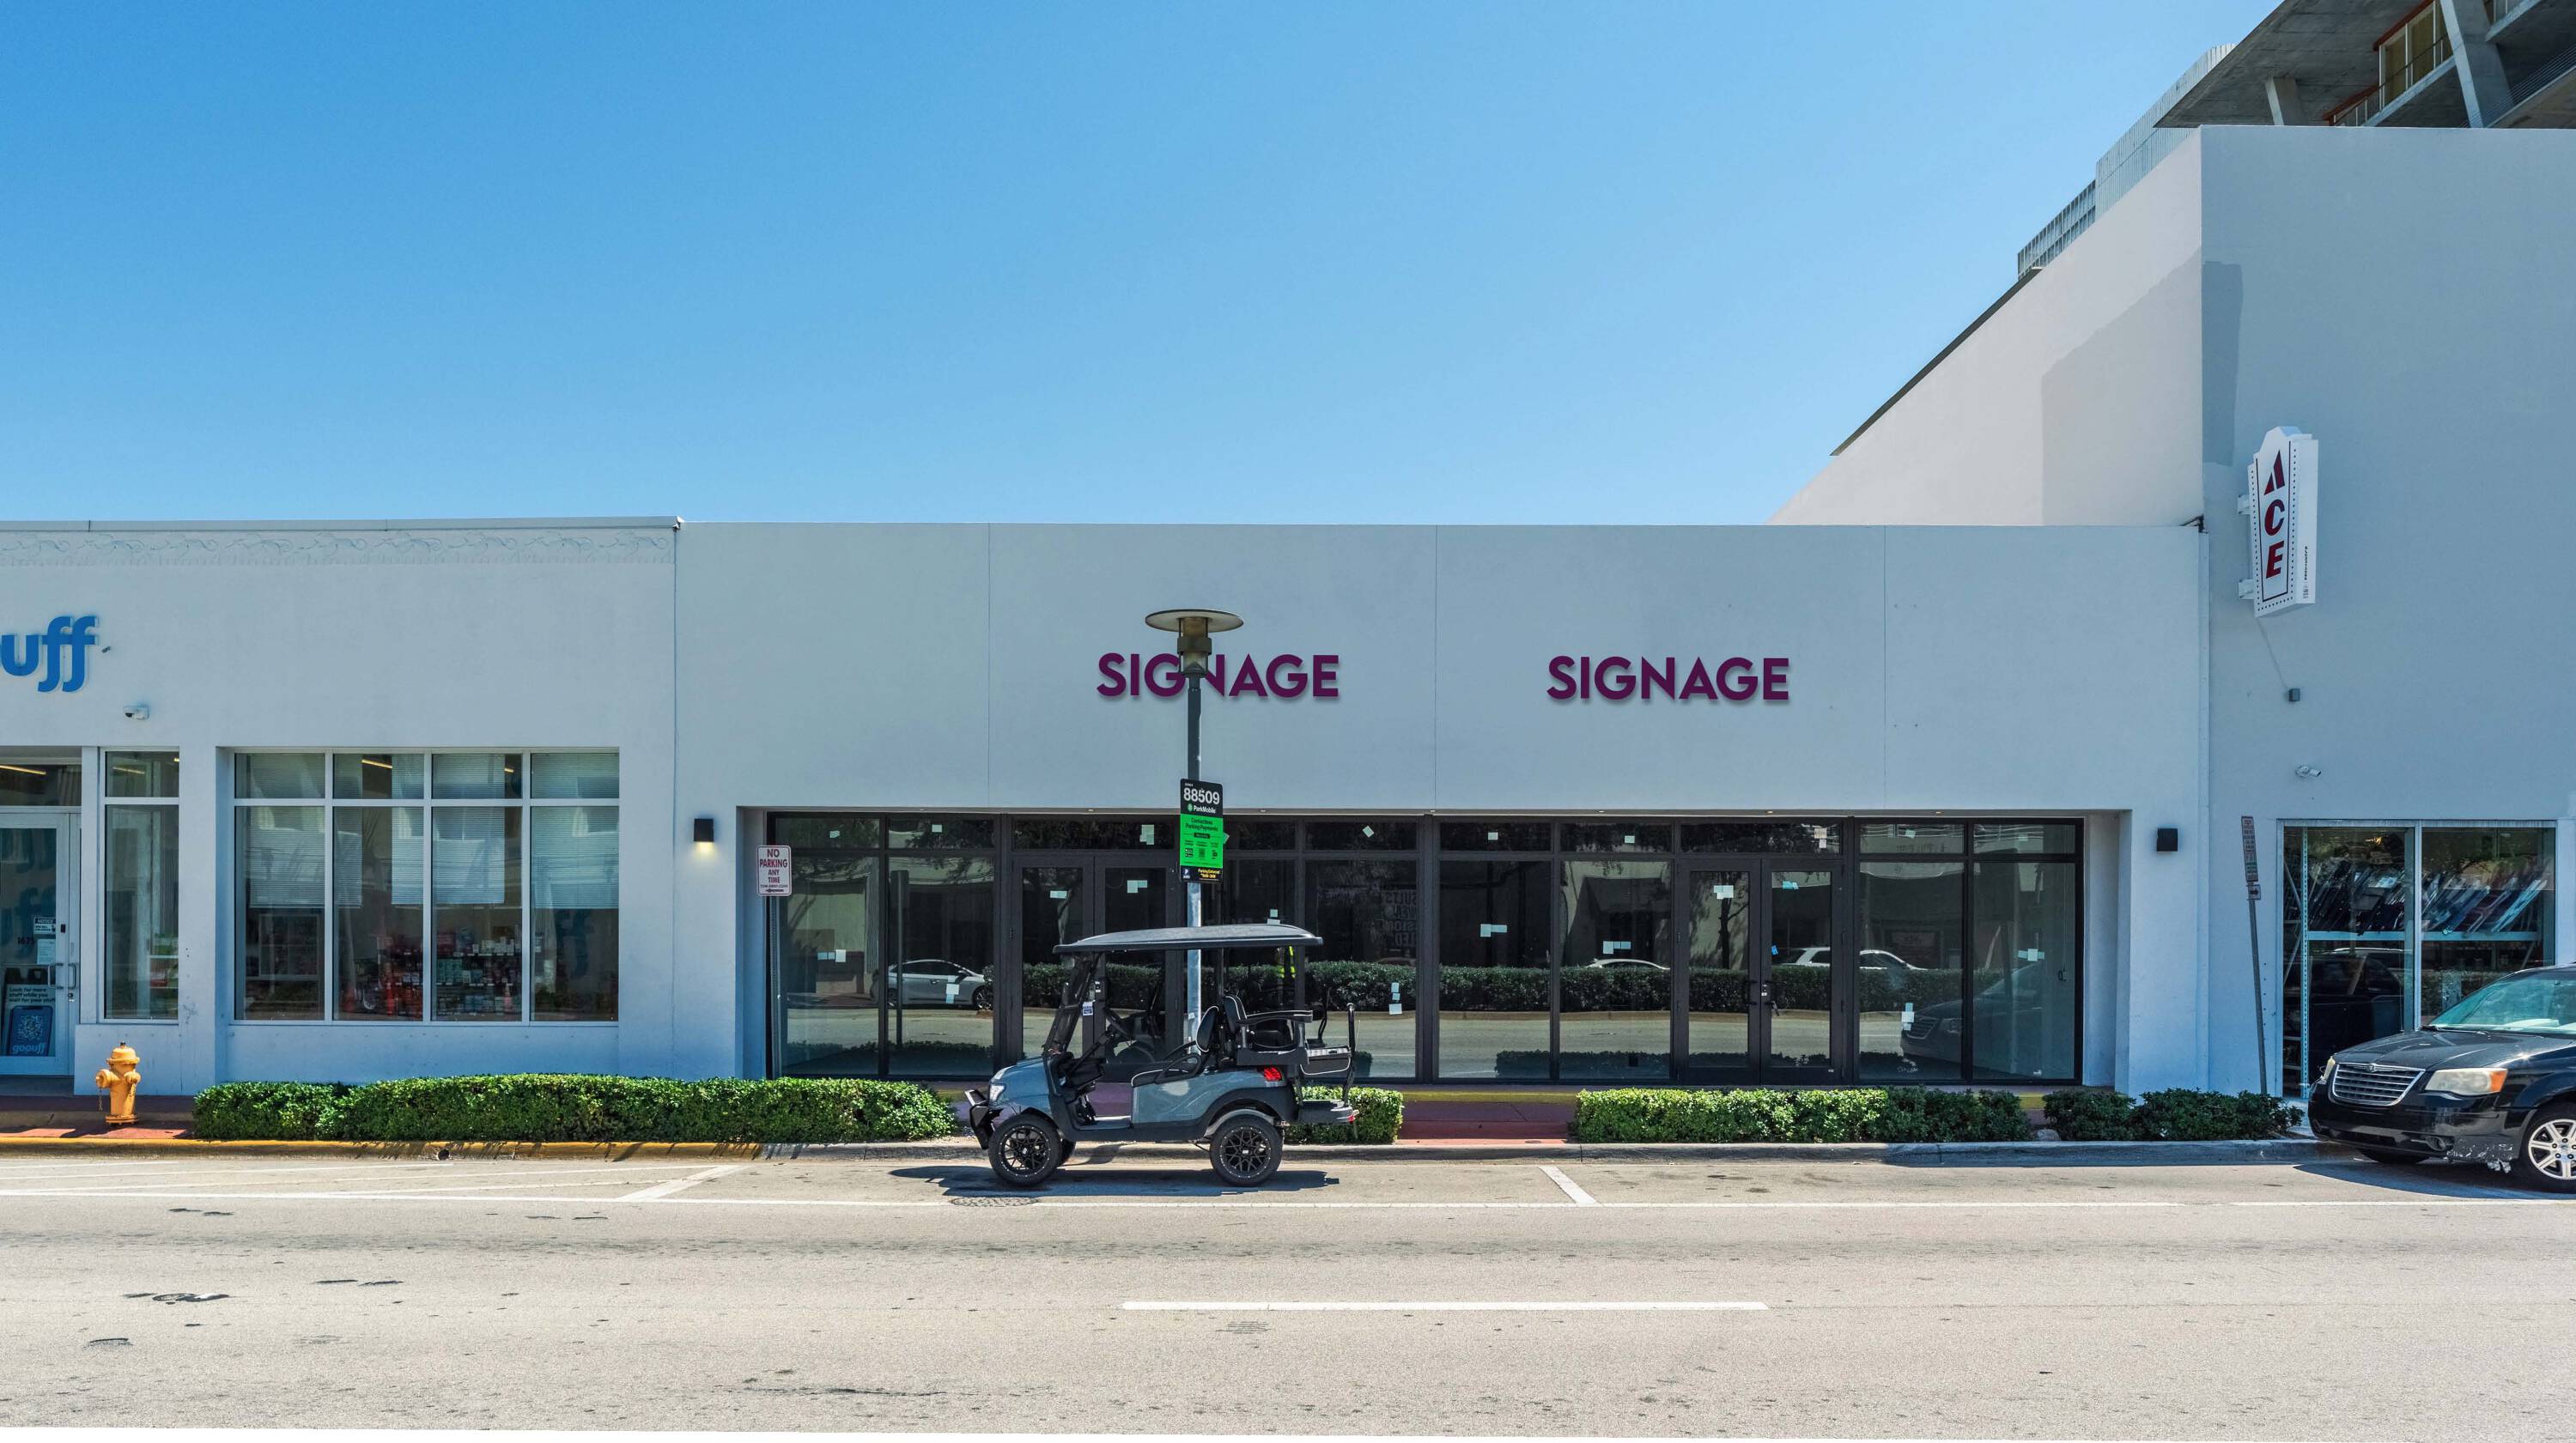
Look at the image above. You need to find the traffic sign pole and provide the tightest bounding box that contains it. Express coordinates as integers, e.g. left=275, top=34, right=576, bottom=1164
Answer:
left=1185, top=673, right=1204, bottom=1040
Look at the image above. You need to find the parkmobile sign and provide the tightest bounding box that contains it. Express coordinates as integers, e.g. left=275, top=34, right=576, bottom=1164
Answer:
left=2238, top=426, right=2318, bottom=616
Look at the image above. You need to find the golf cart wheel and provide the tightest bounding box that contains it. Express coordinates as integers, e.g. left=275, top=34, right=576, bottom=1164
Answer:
left=987, top=1115, right=1063, bottom=1189
left=2352, top=1146, right=2427, bottom=1167
left=2512, top=1104, right=2576, bottom=1194
left=1209, top=1113, right=1283, bottom=1187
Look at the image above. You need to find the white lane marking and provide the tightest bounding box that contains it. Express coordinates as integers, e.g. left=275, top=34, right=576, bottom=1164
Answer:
left=1125, top=1300, right=1765, bottom=1312
left=2, top=1186, right=2568, bottom=1211
left=619, top=1163, right=745, bottom=1202
left=13, top=1160, right=462, bottom=1191
left=1540, top=1165, right=1597, bottom=1205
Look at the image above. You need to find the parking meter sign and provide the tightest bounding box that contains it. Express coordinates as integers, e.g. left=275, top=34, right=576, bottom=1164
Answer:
left=1179, top=779, right=1224, bottom=882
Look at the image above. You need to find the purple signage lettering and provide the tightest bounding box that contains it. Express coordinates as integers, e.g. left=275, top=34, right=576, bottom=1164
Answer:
left=1096, top=649, right=1342, bottom=701
left=1546, top=654, right=1791, bottom=705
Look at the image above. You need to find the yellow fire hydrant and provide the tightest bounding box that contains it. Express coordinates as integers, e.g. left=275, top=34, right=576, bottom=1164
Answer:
left=94, top=1043, right=142, bottom=1127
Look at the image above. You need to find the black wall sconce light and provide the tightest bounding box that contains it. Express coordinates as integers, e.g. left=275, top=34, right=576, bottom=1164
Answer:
left=693, top=816, right=717, bottom=846
left=2155, top=827, right=2180, bottom=852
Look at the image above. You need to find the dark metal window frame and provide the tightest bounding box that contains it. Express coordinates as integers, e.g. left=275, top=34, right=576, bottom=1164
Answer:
left=756, top=812, right=2084, bottom=1086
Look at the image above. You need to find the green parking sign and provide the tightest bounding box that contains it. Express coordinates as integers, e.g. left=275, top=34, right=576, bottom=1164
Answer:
left=1179, top=779, right=1224, bottom=881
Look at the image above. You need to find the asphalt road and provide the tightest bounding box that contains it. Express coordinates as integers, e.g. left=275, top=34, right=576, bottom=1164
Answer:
left=2, top=1147, right=2570, bottom=1441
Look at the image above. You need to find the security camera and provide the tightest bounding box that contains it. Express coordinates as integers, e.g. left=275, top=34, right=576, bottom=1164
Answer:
left=123, top=702, right=150, bottom=721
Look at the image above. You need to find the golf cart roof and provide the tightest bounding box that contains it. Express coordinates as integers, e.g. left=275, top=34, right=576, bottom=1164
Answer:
left=1054, top=923, right=1322, bottom=955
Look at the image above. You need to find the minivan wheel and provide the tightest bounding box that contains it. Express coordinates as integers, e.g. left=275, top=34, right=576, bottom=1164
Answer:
left=2513, top=1105, right=2576, bottom=1194
left=987, top=1115, right=1062, bottom=1189
left=2353, top=1147, right=2427, bottom=1167
left=1208, top=1113, right=1283, bottom=1187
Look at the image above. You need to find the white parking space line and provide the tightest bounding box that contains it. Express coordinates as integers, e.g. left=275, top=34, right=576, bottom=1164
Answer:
left=618, top=1163, right=744, bottom=1202
left=15, top=1160, right=463, bottom=1191
left=1539, top=1164, right=1597, bottom=1205
left=1125, top=1300, right=1766, bottom=1312
left=0, top=1430, right=2298, bottom=1443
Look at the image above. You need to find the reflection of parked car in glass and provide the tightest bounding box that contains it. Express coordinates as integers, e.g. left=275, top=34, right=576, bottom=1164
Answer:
left=1578, top=956, right=1668, bottom=973
left=886, top=959, right=993, bottom=1010
left=2309, top=966, right=2576, bottom=1191
left=1897, top=961, right=2049, bottom=1067
left=1788, top=946, right=1929, bottom=973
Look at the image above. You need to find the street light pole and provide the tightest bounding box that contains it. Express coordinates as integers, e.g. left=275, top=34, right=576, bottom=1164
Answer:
left=1184, top=664, right=1204, bottom=1032
left=1146, top=607, right=1242, bottom=1060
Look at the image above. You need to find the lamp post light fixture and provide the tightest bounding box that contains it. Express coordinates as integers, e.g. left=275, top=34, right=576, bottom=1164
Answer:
left=1145, top=607, right=1243, bottom=1046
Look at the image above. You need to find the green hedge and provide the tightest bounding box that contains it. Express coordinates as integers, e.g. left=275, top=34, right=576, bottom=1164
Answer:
left=194, top=1074, right=955, bottom=1144
left=1571, top=1087, right=2032, bottom=1143
left=2041, top=1088, right=2292, bottom=1142
left=1285, top=1087, right=1404, bottom=1145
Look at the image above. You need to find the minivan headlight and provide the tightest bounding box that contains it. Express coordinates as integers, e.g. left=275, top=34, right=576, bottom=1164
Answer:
left=2425, top=1067, right=2507, bottom=1096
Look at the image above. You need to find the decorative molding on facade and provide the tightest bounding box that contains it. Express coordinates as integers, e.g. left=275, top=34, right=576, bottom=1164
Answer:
left=0, top=527, right=676, bottom=567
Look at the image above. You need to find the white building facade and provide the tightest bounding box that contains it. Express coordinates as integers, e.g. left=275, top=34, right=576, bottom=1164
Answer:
left=1, top=519, right=2213, bottom=1095
left=1777, top=124, right=2576, bottom=1096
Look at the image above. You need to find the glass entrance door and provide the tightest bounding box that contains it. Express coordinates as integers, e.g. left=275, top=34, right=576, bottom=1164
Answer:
left=1, top=820, right=75, bottom=1076
left=1013, top=857, right=1174, bottom=1077
left=1682, top=861, right=1843, bottom=1082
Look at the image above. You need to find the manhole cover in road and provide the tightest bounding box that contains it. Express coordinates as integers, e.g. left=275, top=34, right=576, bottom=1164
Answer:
left=951, top=1196, right=1037, bottom=1207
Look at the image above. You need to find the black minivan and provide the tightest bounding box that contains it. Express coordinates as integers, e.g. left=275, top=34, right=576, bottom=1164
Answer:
left=2309, top=966, right=2576, bottom=1191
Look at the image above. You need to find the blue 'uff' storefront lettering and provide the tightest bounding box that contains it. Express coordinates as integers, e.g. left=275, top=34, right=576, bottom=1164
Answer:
left=0, top=615, right=100, bottom=694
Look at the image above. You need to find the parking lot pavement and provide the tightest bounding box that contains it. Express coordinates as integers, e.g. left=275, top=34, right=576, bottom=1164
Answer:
left=3, top=1149, right=2573, bottom=1440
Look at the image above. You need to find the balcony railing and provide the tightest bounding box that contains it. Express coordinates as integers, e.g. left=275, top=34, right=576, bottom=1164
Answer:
left=2328, top=29, right=2455, bottom=125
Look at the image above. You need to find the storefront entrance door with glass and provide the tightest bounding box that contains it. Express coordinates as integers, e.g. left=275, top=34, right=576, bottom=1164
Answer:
left=1680, top=862, right=1845, bottom=1083
left=1015, top=856, right=1171, bottom=1077
left=1, top=817, right=76, bottom=1076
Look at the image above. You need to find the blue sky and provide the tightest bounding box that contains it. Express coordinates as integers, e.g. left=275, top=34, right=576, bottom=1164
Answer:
left=1, top=2, right=2270, bottom=524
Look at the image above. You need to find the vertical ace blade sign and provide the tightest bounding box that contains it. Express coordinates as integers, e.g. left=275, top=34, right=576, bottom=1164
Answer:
left=2239, top=426, right=2318, bottom=616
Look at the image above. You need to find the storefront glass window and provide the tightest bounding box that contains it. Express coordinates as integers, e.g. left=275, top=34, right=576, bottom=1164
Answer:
left=886, top=815, right=995, bottom=850
left=2419, top=828, right=2555, bottom=1024
left=1016, top=866, right=1081, bottom=1061
left=1439, top=822, right=1553, bottom=852
left=432, top=807, right=522, bottom=1019
left=104, top=805, right=179, bottom=1020
left=234, top=751, right=619, bottom=1025
left=238, top=805, right=325, bottom=1018
left=105, top=752, right=179, bottom=799
left=1564, top=823, right=1672, bottom=854
left=884, top=854, right=995, bottom=1077
left=1437, top=860, right=1550, bottom=1079
left=1225, top=820, right=1298, bottom=851
left=1860, top=861, right=1965, bottom=1081
left=532, top=806, right=618, bottom=1021
left=1305, top=821, right=1414, bottom=852
left=1976, top=822, right=2079, bottom=855
left=431, top=753, right=522, bottom=801
left=1971, top=860, right=2080, bottom=1080
left=1560, top=860, right=1670, bottom=1082
left=1685, top=869, right=1753, bottom=1075
left=333, top=754, right=425, bottom=800
left=1861, top=822, right=1963, bottom=854
left=1207, top=858, right=1297, bottom=1010
left=529, top=753, right=619, bottom=801
left=1306, top=859, right=1418, bottom=1078
left=1680, top=821, right=1838, bottom=854
left=236, top=753, right=324, bottom=801
left=1012, top=817, right=1168, bottom=850
left=333, top=807, right=424, bottom=1021
left=778, top=845, right=878, bottom=1075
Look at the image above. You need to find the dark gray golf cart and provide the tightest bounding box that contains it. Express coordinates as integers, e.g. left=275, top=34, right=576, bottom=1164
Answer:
left=963, top=922, right=1358, bottom=1187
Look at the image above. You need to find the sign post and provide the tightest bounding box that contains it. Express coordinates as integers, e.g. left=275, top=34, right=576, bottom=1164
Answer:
left=2240, top=816, right=2268, bottom=1093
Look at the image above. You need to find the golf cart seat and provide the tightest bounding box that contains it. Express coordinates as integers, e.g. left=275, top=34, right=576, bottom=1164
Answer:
left=1129, top=1006, right=1229, bottom=1087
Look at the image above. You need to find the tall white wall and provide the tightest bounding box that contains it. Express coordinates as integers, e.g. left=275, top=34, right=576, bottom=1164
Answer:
left=1773, top=132, right=2209, bottom=529
left=673, top=522, right=2208, bottom=1088
left=2196, top=125, right=2576, bottom=1089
